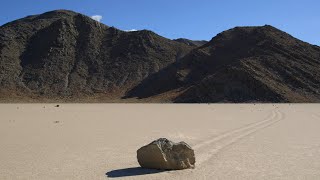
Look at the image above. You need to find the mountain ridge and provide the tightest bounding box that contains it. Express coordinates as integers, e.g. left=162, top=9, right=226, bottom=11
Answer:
left=126, top=25, right=320, bottom=102
left=0, top=10, right=319, bottom=103
left=0, top=10, right=193, bottom=100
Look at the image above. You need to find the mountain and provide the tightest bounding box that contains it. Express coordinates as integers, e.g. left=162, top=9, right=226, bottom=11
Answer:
left=0, top=10, right=192, bottom=100
left=127, top=25, right=320, bottom=103
left=174, top=38, right=208, bottom=47
left=1, top=10, right=320, bottom=103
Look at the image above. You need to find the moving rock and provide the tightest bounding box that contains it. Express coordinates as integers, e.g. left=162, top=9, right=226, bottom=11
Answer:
left=137, top=138, right=195, bottom=170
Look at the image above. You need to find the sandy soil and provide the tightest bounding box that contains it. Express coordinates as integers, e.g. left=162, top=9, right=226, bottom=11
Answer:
left=0, top=104, right=320, bottom=180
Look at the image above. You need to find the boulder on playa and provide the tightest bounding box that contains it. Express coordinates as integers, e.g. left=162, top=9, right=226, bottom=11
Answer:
left=137, top=138, right=195, bottom=170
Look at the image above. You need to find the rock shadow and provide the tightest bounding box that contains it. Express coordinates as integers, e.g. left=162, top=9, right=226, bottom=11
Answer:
left=106, top=167, right=166, bottom=178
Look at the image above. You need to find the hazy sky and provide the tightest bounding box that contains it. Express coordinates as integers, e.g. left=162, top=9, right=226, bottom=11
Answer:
left=0, top=0, right=319, bottom=45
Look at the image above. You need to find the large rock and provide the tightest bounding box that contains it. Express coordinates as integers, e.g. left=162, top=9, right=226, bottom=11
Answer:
left=137, top=138, right=195, bottom=170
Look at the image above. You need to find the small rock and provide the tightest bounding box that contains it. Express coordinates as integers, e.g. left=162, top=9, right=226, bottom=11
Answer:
left=137, top=138, right=195, bottom=170
left=55, top=105, right=60, bottom=107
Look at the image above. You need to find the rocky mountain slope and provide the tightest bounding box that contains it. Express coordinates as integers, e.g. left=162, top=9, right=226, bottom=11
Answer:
left=175, top=26, right=320, bottom=102
left=0, top=10, right=192, bottom=98
left=1, top=10, right=319, bottom=102
left=174, top=38, right=208, bottom=47
left=127, top=26, right=320, bottom=103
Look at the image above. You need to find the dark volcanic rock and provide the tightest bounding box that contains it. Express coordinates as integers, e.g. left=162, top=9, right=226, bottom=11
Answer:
left=137, top=138, right=195, bottom=170
left=0, top=10, right=192, bottom=98
left=1, top=10, right=320, bottom=103
left=174, top=38, right=208, bottom=47
left=128, top=25, right=320, bottom=103
left=174, top=25, right=320, bottom=103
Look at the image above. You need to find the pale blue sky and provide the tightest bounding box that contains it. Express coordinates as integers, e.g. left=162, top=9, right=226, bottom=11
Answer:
left=0, top=0, right=319, bottom=45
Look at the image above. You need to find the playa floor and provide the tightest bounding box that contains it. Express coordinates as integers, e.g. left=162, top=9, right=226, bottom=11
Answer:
left=1, top=104, right=320, bottom=179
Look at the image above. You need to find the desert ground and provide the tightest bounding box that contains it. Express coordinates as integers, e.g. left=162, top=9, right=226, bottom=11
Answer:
left=1, top=104, right=320, bottom=180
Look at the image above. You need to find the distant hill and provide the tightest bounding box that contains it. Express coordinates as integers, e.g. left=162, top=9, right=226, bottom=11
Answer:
left=1, top=10, right=319, bottom=102
left=174, top=38, right=208, bottom=47
left=127, top=26, right=320, bottom=103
